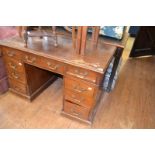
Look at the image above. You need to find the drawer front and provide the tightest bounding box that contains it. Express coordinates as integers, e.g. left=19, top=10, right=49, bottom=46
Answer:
left=23, top=53, right=41, bottom=66
left=9, top=79, right=27, bottom=95
left=40, top=57, right=64, bottom=75
left=66, top=65, right=102, bottom=84
left=8, top=70, right=27, bottom=84
left=65, top=77, right=97, bottom=98
left=5, top=58, right=25, bottom=73
left=64, top=89, right=94, bottom=108
left=3, top=47, right=22, bottom=60
left=63, top=101, right=90, bottom=120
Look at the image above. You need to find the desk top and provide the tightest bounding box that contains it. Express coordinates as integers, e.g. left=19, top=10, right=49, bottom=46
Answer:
left=0, top=34, right=117, bottom=74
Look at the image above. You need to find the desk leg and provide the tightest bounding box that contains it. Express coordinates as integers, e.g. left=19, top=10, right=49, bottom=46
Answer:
left=106, top=47, right=123, bottom=92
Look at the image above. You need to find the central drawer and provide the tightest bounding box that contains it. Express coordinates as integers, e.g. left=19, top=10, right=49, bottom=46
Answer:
left=40, top=57, right=64, bottom=75
left=23, top=53, right=64, bottom=75
left=23, top=53, right=41, bottom=66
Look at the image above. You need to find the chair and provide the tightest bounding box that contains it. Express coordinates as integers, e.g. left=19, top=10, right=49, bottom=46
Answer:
left=17, top=26, right=58, bottom=47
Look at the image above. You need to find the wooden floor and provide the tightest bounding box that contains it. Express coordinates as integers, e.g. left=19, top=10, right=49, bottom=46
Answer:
left=1, top=37, right=155, bottom=128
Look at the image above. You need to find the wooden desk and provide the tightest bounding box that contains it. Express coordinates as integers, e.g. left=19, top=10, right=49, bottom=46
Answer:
left=0, top=34, right=122, bottom=124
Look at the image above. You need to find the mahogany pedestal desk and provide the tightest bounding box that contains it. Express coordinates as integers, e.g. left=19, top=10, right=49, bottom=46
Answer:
left=0, top=35, right=123, bottom=124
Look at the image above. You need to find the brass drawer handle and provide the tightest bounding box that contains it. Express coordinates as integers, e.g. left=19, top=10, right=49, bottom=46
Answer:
left=74, top=69, right=88, bottom=78
left=67, top=70, right=89, bottom=79
left=14, top=86, right=20, bottom=91
left=25, top=55, right=36, bottom=64
left=71, top=108, right=80, bottom=116
left=73, top=85, right=87, bottom=93
left=47, top=62, right=59, bottom=70
left=7, top=51, right=15, bottom=57
left=11, top=72, right=19, bottom=79
left=71, top=95, right=84, bottom=103
left=8, top=62, right=16, bottom=70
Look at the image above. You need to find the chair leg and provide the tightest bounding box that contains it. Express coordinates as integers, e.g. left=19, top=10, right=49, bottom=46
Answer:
left=72, top=26, right=76, bottom=49
left=23, top=27, right=28, bottom=47
left=80, top=26, right=88, bottom=55
left=52, top=26, right=58, bottom=47
left=17, top=26, right=22, bottom=38
left=91, top=26, right=100, bottom=49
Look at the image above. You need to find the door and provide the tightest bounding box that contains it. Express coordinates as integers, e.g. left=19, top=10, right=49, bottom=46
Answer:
left=129, top=26, right=155, bottom=57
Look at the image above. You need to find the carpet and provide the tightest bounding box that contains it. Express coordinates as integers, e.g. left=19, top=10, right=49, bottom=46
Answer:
left=0, top=26, right=17, bottom=40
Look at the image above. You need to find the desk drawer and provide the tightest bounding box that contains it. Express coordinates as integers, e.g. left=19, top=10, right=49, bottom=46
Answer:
left=23, top=53, right=41, bottom=66
left=66, top=65, right=102, bottom=84
left=5, top=58, right=25, bottom=73
left=63, top=101, right=90, bottom=120
left=3, top=47, right=22, bottom=60
left=65, top=77, right=97, bottom=98
left=8, top=70, right=27, bottom=84
left=9, top=79, right=27, bottom=95
left=64, top=89, right=94, bottom=108
left=40, top=57, right=64, bottom=74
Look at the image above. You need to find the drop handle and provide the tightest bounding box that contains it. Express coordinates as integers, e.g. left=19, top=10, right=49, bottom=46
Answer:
left=11, top=72, right=19, bottom=79
left=8, top=62, right=16, bottom=70
left=73, top=85, right=87, bottom=93
left=14, top=86, right=20, bottom=91
left=74, top=69, right=88, bottom=78
left=7, top=51, right=15, bottom=57
left=47, top=62, right=59, bottom=70
left=25, top=56, right=36, bottom=64
left=71, top=95, right=84, bottom=103
left=71, top=109, right=80, bottom=116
